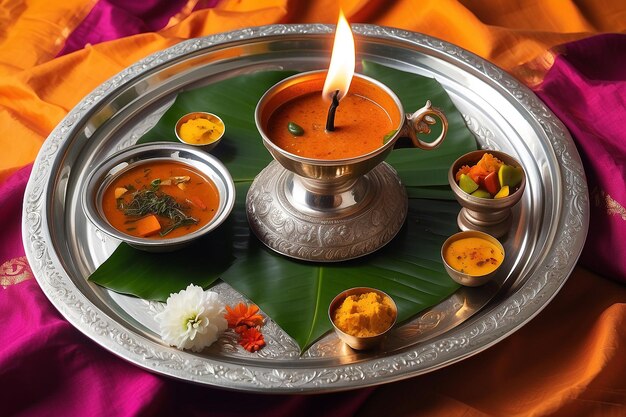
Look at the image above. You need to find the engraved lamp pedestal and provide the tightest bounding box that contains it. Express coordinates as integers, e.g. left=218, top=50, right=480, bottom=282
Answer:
left=247, top=160, right=407, bottom=262
left=247, top=71, right=448, bottom=262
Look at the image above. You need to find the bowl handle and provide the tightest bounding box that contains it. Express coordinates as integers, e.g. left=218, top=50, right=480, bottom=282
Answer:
left=401, top=100, right=448, bottom=150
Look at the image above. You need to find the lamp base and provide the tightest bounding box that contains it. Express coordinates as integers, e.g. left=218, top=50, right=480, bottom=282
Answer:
left=246, top=161, right=408, bottom=262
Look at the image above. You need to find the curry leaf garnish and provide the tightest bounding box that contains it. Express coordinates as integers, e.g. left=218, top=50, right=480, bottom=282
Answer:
left=117, top=180, right=198, bottom=236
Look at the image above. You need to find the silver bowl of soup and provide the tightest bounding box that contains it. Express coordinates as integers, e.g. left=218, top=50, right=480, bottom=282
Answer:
left=82, top=142, right=236, bottom=252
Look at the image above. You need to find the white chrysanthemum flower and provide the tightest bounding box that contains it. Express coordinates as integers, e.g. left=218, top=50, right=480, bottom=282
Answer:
left=154, top=284, right=228, bottom=352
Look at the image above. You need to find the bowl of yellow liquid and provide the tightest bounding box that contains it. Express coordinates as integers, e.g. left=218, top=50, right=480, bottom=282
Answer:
left=441, top=230, right=505, bottom=287
left=175, top=112, right=225, bottom=152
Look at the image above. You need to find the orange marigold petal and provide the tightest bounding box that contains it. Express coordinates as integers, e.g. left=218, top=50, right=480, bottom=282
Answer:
left=224, top=304, right=244, bottom=328
left=234, top=324, right=248, bottom=334
left=245, top=304, right=259, bottom=315
left=476, top=153, right=503, bottom=174
left=238, top=327, right=266, bottom=352
left=244, top=339, right=265, bottom=352
left=455, top=165, right=471, bottom=182
left=241, top=314, right=264, bottom=328
left=225, top=303, right=265, bottom=329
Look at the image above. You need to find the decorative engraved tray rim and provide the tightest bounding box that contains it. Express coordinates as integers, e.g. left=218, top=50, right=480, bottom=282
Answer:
left=22, top=24, right=588, bottom=393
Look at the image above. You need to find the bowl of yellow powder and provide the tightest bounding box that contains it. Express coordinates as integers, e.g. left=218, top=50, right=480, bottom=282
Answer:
left=175, top=112, right=225, bottom=152
left=329, top=287, right=397, bottom=351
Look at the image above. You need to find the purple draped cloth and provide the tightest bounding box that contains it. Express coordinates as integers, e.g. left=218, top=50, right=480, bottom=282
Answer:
left=0, top=164, right=31, bottom=264
left=535, top=33, right=626, bottom=282
left=58, top=0, right=218, bottom=56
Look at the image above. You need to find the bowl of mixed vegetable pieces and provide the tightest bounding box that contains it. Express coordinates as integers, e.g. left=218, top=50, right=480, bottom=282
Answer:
left=448, top=150, right=526, bottom=238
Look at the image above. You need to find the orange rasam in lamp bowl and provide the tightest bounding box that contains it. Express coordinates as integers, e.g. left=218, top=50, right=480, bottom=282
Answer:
left=441, top=230, right=505, bottom=287
left=263, top=73, right=403, bottom=160
left=254, top=9, right=447, bottom=185
left=82, top=142, right=236, bottom=252
left=256, top=8, right=405, bottom=161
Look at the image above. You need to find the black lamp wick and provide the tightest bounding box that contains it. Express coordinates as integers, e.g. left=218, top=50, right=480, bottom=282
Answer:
left=325, top=90, right=340, bottom=132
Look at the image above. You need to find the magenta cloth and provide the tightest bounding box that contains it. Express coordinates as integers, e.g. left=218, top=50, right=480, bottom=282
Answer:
left=0, top=279, right=163, bottom=416
left=0, top=164, right=32, bottom=264
left=535, top=33, right=626, bottom=283
left=0, top=278, right=373, bottom=416
left=58, top=0, right=218, bottom=56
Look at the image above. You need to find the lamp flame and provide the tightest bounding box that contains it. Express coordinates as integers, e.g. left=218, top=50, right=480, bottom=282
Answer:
left=322, top=10, right=355, bottom=101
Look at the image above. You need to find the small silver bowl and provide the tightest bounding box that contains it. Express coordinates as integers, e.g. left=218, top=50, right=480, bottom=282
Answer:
left=328, top=287, right=397, bottom=351
left=82, top=142, right=236, bottom=252
left=441, top=230, right=505, bottom=287
left=448, top=150, right=526, bottom=238
left=175, top=112, right=225, bottom=152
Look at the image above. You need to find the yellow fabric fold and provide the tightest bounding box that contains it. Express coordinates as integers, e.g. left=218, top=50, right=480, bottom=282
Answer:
left=0, top=0, right=96, bottom=75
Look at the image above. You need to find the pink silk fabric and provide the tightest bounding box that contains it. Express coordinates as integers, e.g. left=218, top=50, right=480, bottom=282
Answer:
left=535, top=33, right=626, bottom=282
left=58, top=0, right=193, bottom=56
left=0, top=164, right=31, bottom=264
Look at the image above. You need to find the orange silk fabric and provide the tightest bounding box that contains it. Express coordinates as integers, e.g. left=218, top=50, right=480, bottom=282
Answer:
left=1, top=1, right=626, bottom=415
left=1, top=0, right=625, bottom=181
left=361, top=266, right=626, bottom=416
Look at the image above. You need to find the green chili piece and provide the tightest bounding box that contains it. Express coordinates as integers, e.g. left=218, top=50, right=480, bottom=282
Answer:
left=383, top=129, right=398, bottom=144
left=288, top=122, right=304, bottom=136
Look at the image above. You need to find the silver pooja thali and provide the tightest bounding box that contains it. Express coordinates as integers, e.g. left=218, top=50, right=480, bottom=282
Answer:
left=22, top=24, right=588, bottom=393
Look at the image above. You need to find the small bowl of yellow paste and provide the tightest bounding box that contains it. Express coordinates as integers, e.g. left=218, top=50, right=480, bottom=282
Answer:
left=175, top=112, right=225, bottom=152
left=329, top=287, right=397, bottom=350
left=441, top=230, right=505, bottom=287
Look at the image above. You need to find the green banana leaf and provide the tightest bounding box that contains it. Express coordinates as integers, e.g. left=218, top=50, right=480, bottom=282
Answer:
left=88, top=62, right=478, bottom=352
left=221, top=195, right=461, bottom=350
left=88, top=233, right=235, bottom=301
